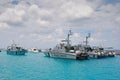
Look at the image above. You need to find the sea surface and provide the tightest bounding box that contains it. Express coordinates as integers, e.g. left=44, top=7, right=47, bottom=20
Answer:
left=0, top=51, right=120, bottom=80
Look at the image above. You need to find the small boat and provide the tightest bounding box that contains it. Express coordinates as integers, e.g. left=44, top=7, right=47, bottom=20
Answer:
left=28, top=48, right=40, bottom=53
left=7, top=43, right=27, bottom=55
left=105, top=48, right=115, bottom=57
left=88, top=47, right=106, bottom=58
left=42, top=30, right=89, bottom=60
left=88, top=46, right=116, bottom=59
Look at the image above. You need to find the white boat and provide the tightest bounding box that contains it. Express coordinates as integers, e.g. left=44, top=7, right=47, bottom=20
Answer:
left=28, top=48, right=40, bottom=53
left=104, top=48, right=115, bottom=57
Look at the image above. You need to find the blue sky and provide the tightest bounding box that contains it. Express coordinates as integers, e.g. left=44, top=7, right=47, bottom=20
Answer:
left=105, top=0, right=120, bottom=4
left=0, top=0, right=120, bottom=49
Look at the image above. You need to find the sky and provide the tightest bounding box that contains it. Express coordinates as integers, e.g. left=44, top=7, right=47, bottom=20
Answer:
left=0, top=0, right=120, bottom=49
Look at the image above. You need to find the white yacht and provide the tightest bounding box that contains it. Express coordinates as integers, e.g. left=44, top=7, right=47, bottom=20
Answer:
left=28, top=48, right=40, bottom=53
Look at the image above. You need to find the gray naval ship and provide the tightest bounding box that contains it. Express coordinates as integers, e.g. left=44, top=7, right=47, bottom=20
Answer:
left=43, top=30, right=89, bottom=60
left=43, top=30, right=115, bottom=59
left=7, top=42, right=27, bottom=55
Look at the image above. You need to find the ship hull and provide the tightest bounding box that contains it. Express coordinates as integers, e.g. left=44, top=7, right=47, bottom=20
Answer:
left=43, top=52, right=88, bottom=60
left=89, top=54, right=106, bottom=58
left=7, top=50, right=27, bottom=55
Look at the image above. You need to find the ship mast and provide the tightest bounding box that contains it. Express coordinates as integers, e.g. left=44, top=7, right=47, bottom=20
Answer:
left=66, top=30, right=72, bottom=46
left=85, top=33, right=91, bottom=46
left=11, top=40, right=17, bottom=47
left=61, top=30, right=72, bottom=49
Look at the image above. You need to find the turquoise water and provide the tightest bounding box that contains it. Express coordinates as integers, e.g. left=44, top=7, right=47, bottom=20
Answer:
left=0, top=52, right=120, bottom=80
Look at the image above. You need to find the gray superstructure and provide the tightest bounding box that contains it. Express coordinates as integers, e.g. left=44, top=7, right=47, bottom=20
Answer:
left=43, top=30, right=89, bottom=60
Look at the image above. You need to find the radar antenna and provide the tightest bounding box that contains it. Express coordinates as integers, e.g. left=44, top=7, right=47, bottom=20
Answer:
left=85, top=33, right=91, bottom=46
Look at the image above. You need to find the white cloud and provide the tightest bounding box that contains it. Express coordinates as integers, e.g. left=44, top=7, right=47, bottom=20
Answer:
left=0, top=3, right=52, bottom=29
left=28, top=33, right=57, bottom=46
left=0, top=22, right=10, bottom=30
left=55, top=28, right=64, bottom=36
left=0, top=0, right=11, bottom=4
left=116, top=17, right=120, bottom=22
left=0, top=8, right=25, bottom=23
left=36, top=19, right=50, bottom=27
left=19, top=34, right=25, bottom=39
left=59, top=1, right=94, bottom=20
left=0, top=0, right=120, bottom=49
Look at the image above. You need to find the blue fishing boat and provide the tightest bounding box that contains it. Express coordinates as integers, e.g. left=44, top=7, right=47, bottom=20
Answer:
left=7, top=43, right=27, bottom=55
